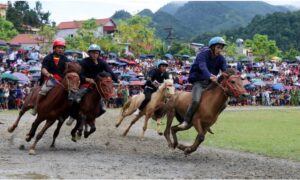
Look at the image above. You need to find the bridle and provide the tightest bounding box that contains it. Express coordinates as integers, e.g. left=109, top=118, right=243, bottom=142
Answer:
left=93, top=76, right=114, bottom=99
left=215, top=74, right=247, bottom=97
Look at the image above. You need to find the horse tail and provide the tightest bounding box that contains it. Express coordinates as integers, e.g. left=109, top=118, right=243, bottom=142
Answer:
left=121, top=97, right=132, bottom=116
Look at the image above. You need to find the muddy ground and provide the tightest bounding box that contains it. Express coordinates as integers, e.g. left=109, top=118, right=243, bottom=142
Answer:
left=0, top=108, right=299, bottom=179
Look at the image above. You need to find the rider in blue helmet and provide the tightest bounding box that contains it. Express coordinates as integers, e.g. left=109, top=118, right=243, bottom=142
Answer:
left=178, top=36, right=228, bottom=129
left=133, top=60, right=169, bottom=115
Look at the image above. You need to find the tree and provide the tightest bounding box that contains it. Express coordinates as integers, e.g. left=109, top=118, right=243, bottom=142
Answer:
left=224, top=42, right=238, bottom=60
left=0, top=18, right=18, bottom=40
left=282, top=48, right=300, bottom=60
left=38, top=25, right=57, bottom=53
left=168, top=41, right=194, bottom=56
left=245, top=34, right=279, bottom=61
left=6, top=1, right=51, bottom=32
left=115, top=15, right=161, bottom=55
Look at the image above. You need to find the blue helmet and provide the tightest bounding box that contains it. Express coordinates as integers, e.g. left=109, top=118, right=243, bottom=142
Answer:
left=157, top=60, right=168, bottom=68
left=88, top=44, right=101, bottom=53
left=208, top=37, right=226, bottom=47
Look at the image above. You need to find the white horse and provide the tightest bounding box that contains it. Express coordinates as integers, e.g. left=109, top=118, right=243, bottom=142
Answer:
left=115, top=79, right=175, bottom=137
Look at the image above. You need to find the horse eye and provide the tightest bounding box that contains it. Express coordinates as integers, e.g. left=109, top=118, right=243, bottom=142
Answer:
left=231, top=80, right=235, bottom=84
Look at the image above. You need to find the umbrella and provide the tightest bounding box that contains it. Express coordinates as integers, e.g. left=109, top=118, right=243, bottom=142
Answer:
left=116, top=62, right=127, bottom=66
left=27, top=60, right=38, bottom=64
left=129, top=77, right=140, bottom=81
left=109, top=52, right=117, bottom=57
left=253, top=81, right=266, bottom=86
left=263, top=73, right=274, bottom=78
left=121, top=74, right=131, bottom=78
left=1, top=73, right=18, bottom=81
left=272, top=83, right=284, bottom=91
left=182, top=55, right=190, bottom=59
left=246, top=73, right=256, bottom=78
left=12, top=72, right=30, bottom=83
left=107, top=59, right=117, bottom=64
left=174, top=83, right=182, bottom=89
left=165, top=54, right=173, bottom=60
left=125, top=51, right=134, bottom=57
left=129, top=81, right=144, bottom=86
left=245, top=84, right=256, bottom=90
left=121, top=81, right=129, bottom=86
left=128, top=71, right=137, bottom=76
left=147, top=54, right=155, bottom=59
left=0, top=40, right=7, bottom=46
left=29, top=66, right=40, bottom=72
left=139, top=54, right=147, bottom=59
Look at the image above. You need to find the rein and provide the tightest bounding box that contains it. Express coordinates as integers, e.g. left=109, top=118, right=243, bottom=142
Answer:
left=214, top=74, right=246, bottom=97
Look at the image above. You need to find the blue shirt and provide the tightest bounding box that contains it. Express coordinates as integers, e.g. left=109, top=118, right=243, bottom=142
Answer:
left=188, top=48, right=227, bottom=83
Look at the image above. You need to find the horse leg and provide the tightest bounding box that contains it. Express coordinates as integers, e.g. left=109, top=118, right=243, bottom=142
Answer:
left=50, top=119, right=65, bottom=148
left=8, top=106, right=30, bottom=133
left=71, top=118, right=81, bottom=142
left=25, top=116, right=43, bottom=142
left=164, top=109, right=175, bottom=148
left=156, top=118, right=163, bottom=136
left=29, top=120, right=55, bottom=155
left=182, top=120, right=205, bottom=155
left=84, top=121, right=96, bottom=138
left=171, top=123, right=193, bottom=149
left=141, top=114, right=151, bottom=138
left=76, top=116, right=85, bottom=140
left=123, top=113, right=143, bottom=136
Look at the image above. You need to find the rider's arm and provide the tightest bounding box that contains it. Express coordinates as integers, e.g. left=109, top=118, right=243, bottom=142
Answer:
left=41, top=57, right=52, bottom=78
left=102, top=61, right=119, bottom=83
left=197, top=53, right=213, bottom=80
left=220, top=56, right=228, bottom=72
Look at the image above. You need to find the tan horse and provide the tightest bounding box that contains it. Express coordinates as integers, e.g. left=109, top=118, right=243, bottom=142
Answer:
left=115, top=79, right=175, bottom=137
left=164, top=69, right=248, bottom=155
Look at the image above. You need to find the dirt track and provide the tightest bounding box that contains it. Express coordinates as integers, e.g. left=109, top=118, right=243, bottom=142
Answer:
left=0, top=108, right=299, bottom=179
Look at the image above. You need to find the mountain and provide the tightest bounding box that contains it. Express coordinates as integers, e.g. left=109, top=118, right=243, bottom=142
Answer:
left=158, top=1, right=186, bottom=15
left=224, top=10, right=300, bottom=51
left=111, top=10, right=132, bottom=22
left=138, top=9, right=154, bottom=17
left=111, top=1, right=291, bottom=42
left=163, top=1, right=290, bottom=36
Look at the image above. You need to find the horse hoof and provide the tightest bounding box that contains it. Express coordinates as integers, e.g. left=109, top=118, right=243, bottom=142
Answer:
left=25, top=135, right=31, bottom=142
left=184, top=147, right=192, bottom=155
left=8, top=127, right=15, bottom=133
left=76, top=135, right=81, bottom=141
left=29, top=149, right=36, bottom=155
left=158, top=132, right=163, bottom=136
left=71, top=137, right=77, bottom=142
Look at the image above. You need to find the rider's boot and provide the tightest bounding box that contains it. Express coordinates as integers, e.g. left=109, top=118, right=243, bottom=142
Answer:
left=178, top=101, right=199, bottom=129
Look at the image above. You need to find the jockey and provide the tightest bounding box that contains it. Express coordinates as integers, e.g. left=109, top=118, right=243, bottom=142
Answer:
left=31, top=38, right=69, bottom=115
left=178, top=36, right=228, bottom=129
left=67, top=44, right=118, bottom=124
left=133, top=60, right=169, bottom=115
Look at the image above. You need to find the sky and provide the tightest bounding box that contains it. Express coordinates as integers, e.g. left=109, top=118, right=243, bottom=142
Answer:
left=2, top=0, right=300, bottom=24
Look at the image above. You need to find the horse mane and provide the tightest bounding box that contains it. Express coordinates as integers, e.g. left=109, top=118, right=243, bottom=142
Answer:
left=206, top=68, right=237, bottom=91
left=64, top=62, right=81, bottom=74
left=158, top=79, right=174, bottom=91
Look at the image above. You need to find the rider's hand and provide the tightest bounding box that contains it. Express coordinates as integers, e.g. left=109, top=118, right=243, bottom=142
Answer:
left=210, top=75, right=217, bottom=82
left=153, top=80, right=160, bottom=87
left=47, top=73, right=53, bottom=79
left=86, top=78, right=95, bottom=84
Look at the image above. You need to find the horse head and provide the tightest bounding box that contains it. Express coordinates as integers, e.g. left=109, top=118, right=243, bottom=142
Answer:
left=95, top=72, right=114, bottom=99
left=64, top=62, right=82, bottom=74
left=219, top=68, right=248, bottom=97
left=159, top=79, right=175, bottom=97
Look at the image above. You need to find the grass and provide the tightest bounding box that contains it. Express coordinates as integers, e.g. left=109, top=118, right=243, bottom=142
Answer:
left=151, top=109, right=300, bottom=161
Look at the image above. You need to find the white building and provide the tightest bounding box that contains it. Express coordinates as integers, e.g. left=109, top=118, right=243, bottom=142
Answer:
left=56, top=18, right=117, bottom=39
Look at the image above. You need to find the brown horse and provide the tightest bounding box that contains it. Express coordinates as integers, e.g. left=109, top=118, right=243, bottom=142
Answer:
left=115, top=79, right=175, bottom=138
left=164, top=69, right=248, bottom=155
left=70, top=72, right=114, bottom=142
left=8, top=62, right=81, bottom=134
left=24, top=62, right=81, bottom=155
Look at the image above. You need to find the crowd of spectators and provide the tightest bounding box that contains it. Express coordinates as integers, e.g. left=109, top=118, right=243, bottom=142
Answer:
left=1, top=48, right=300, bottom=110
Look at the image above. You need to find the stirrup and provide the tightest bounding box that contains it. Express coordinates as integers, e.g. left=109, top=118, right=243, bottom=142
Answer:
left=178, top=121, right=189, bottom=129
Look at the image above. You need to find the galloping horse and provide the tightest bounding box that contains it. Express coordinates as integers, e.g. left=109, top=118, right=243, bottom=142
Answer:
left=115, top=79, right=175, bottom=137
left=164, top=69, right=248, bottom=155
left=23, top=62, right=81, bottom=155
left=8, top=62, right=81, bottom=134
left=70, top=72, right=114, bottom=142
